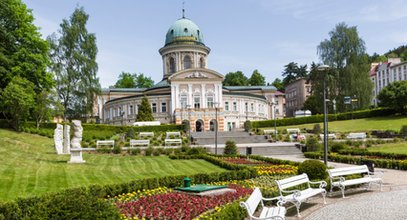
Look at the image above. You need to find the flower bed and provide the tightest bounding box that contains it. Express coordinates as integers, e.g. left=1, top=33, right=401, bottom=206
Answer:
left=222, top=157, right=266, bottom=165
left=115, top=184, right=252, bottom=220
left=255, top=165, right=298, bottom=176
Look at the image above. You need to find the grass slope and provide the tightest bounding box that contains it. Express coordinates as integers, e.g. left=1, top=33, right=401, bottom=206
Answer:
left=280, top=115, right=407, bottom=132
left=368, top=142, right=407, bottom=154
left=0, top=129, right=225, bottom=201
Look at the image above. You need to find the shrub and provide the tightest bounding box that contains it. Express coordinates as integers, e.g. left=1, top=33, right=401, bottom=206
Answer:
left=306, top=136, right=322, bottom=152
left=145, top=147, right=154, bottom=156
left=128, top=148, right=141, bottom=155
left=96, top=147, right=112, bottom=154
left=152, top=148, right=161, bottom=156
left=187, top=147, right=207, bottom=155
left=298, top=160, right=327, bottom=180
left=244, top=120, right=252, bottom=132
left=330, top=142, right=347, bottom=153
left=224, top=140, right=238, bottom=155
left=112, top=145, right=122, bottom=154
left=400, top=125, right=407, bottom=138
left=126, top=128, right=135, bottom=139
left=312, top=124, right=321, bottom=134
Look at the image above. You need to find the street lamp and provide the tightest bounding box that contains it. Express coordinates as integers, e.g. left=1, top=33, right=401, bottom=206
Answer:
left=270, top=101, right=277, bottom=142
left=317, top=64, right=330, bottom=165
left=214, top=102, right=219, bottom=155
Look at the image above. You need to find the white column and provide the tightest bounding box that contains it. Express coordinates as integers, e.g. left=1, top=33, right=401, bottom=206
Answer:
left=218, top=84, right=223, bottom=108
left=175, top=84, right=180, bottom=109
left=188, top=84, right=193, bottom=107
left=202, top=84, right=206, bottom=108
left=171, top=85, right=176, bottom=112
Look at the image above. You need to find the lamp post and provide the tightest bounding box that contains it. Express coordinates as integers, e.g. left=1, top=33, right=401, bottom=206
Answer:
left=270, top=101, right=277, bottom=142
left=214, top=102, right=219, bottom=155
left=317, top=64, right=330, bottom=165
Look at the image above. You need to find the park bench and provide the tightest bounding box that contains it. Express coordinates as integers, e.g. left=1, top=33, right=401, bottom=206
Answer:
left=165, top=138, right=182, bottom=146
left=96, top=140, right=115, bottom=148
left=327, top=165, right=382, bottom=198
left=139, top=132, right=154, bottom=138
left=286, top=128, right=300, bottom=134
left=240, top=187, right=286, bottom=220
left=166, top=131, right=181, bottom=138
left=129, top=139, right=150, bottom=147
left=319, top=133, right=337, bottom=140
left=346, top=132, right=366, bottom=139
left=264, top=129, right=278, bottom=135
left=275, top=173, right=327, bottom=217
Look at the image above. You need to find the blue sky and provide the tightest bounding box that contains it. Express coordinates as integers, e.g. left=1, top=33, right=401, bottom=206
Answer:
left=24, top=0, right=407, bottom=88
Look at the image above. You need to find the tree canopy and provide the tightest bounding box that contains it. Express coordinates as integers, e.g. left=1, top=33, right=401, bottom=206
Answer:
left=282, top=62, right=308, bottom=87
left=223, top=71, right=248, bottom=86
left=48, top=6, right=100, bottom=120
left=248, top=70, right=266, bottom=86
left=136, top=96, right=154, bottom=121
left=0, top=0, right=53, bottom=92
left=114, top=72, right=154, bottom=88
left=271, top=78, right=284, bottom=92
left=377, top=81, right=407, bottom=114
left=315, top=22, right=372, bottom=113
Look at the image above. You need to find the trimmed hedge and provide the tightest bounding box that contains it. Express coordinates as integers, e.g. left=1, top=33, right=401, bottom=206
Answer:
left=304, top=152, right=407, bottom=170
left=251, top=108, right=395, bottom=129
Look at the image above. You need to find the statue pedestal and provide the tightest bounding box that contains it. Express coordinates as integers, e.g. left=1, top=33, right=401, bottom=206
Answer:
left=68, top=148, right=86, bottom=164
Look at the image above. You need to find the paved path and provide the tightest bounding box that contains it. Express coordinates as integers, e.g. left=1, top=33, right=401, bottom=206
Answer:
left=270, top=154, right=407, bottom=220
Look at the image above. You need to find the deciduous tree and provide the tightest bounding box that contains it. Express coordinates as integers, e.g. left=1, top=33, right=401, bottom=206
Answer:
left=248, top=70, right=266, bottom=86
left=377, top=81, right=407, bottom=114
left=48, top=6, right=100, bottom=120
left=223, top=71, right=248, bottom=86
left=271, top=78, right=284, bottom=92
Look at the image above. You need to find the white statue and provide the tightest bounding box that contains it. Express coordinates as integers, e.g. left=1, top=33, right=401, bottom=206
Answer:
left=71, top=120, right=83, bottom=149
left=54, top=124, right=63, bottom=154
left=63, top=124, right=71, bottom=154
left=68, top=120, right=85, bottom=163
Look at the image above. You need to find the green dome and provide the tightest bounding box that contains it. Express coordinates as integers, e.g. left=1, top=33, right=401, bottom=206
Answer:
left=165, top=18, right=204, bottom=46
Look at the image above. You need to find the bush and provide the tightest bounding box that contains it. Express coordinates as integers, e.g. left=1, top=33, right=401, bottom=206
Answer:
left=306, top=136, right=322, bottom=152
left=224, top=140, right=238, bottom=155
left=298, top=160, right=327, bottom=180
left=128, top=148, right=141, bottom=155
left=400, top=125, right=407, bottom=138
left=330, top=142, right=347, bottom=153
left=312, top=124, right=321, bottom=134
left=244, top=120, right=252, bottom=132
left=145, top=147, right=154, bottom=156
left=112, top=145, right=122, bottom=154
left=126, top=128, right=135, bottom=139
left=187, top=147, right=207, bottom=155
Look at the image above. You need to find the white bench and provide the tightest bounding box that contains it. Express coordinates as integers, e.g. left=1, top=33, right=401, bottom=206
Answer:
left=346, top=132, right=366, bottom=139
left=327, top=165, right=382, bottom=198
left=139, top=132, right=154, bottom=137
left=166, top=131, right=181, bottom=138
left=240, top=187, right=286, bottom=220
left=320, top=134, right=337, bottom=140
left=129, top=139, right=150, bottom=147
left=165, top=138, right=182, bottom=146
left=264, top=129, right=278, bottom=135
left=286, top=128, right=300, bottom=134
left=275, top=173, right=326, bottom=217
left=96, top=140, right=115, bottom=148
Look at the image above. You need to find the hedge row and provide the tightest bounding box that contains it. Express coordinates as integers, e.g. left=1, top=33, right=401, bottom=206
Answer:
left=0, top=169, right=256, bottom=219
left=338, top=149, right=407, bottom=160
left=251, top=108, right=395, bottom=129
left=304, top=152, right=407, bottom=170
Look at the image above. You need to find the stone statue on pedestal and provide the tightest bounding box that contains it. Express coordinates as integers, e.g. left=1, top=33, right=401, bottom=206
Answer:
left=54, top=124, right=63, bottom=154
left=63, top=124, right=70, bottom=154
left=68, top=120, right=85, bottom=163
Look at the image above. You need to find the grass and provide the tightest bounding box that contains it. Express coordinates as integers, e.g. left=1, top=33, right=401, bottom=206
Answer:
left=271, top=115, right=407, bottom=133
left=0, top=129, right=226, bottom=202
left=368, top=142, right=407, bottom=154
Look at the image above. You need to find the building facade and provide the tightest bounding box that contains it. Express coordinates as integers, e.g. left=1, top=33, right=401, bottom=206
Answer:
left=284, top=78, right=311, bottom=117
left=370, top=58, right=407, bottom=106
left=94, top=15, right=282, bottom=131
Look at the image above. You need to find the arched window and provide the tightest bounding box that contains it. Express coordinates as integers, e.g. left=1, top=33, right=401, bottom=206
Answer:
left=184, top=55, right=191, bottom=69
left=199, top=57, right=205, bottom=68
left=169, top=57, right=176, bottom=73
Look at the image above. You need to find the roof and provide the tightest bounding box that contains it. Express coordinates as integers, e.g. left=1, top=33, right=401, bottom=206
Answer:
left=223, top=85, right=277, bottom=91
left=165, top=18, right=204, bottom=46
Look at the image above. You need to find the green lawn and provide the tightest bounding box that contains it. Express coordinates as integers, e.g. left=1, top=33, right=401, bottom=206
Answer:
left=368, top=142, right=407, bottom=154
left=0, top=129, right=225, bottom=201
left=276, top=115, right=407, bottom=133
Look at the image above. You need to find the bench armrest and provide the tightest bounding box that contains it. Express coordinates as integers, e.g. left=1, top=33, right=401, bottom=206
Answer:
left=309, top=180, right=327, bottom=189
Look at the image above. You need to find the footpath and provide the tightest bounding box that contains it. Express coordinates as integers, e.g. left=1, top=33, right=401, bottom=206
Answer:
left=271, top=154, right=407, bottom=220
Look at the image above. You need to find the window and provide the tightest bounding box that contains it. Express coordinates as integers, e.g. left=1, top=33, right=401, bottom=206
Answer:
left=250, top=103, right=254, bottom=112
left=225, top=102, right=229, bottom=111
left=169, top=57, right=175, bottom=73
left=233, top=102, right=237, bottom=111
left=184, top=28, right=188, bottom=32
left=245, top=102, right=248, bottom=112
left=207, top=95, right=214, bottom=108
left=161, top=102, right=167, bottom=112
left=129, top=105, right=134, bottom=115
left=184, top=55, right=191, bottom=69
left=180, top=94, right=188, bottom=108
left=194, top=95, right=200, bottom=109
left=152, top=103, right=157, bottom=113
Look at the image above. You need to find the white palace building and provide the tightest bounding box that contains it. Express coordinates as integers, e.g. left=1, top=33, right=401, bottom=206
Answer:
left=94, top=15, right=284, bottom=132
